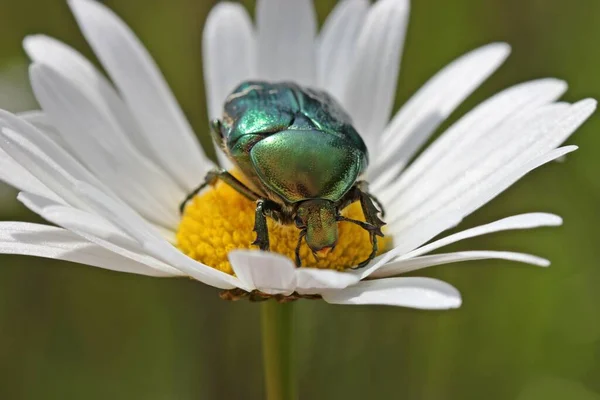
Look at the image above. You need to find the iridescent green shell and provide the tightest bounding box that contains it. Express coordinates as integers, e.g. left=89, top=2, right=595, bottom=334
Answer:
left=218, top=81, right=368, bottom=204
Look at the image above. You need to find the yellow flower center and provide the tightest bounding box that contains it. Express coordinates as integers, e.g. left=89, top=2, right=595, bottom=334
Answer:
left=176, top=176, right=391, bottom=274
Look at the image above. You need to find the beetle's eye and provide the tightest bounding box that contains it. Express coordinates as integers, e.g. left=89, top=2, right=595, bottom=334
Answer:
left=294, top=216, right=305, bottom=229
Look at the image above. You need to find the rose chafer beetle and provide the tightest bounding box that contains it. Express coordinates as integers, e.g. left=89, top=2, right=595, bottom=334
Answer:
left=181, top=81, right=385, bottom=268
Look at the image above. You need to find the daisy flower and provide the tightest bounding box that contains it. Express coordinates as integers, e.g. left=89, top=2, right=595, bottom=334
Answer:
left=0, top=0, right=594, bottom=309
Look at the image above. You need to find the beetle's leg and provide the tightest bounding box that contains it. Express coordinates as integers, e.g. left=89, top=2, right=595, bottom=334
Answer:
left=337, top=216, right=383, bottom=236
left=366, top=193, right=386, bottom=218
left=215, top=171, right=262, bottom=201
left=179, top=168, right=261, bottom=214
left=253, top=200, right=270, bottom=251
left=336, top=216, right=379, bottom=269
left=295, top=230, right=307, bottom=267
left=337, top=183, right=386, bottom=269
left=179, top=169, right=218, bottom=214
left=354, top=181, right=386, bottom=220
left=338, top=184, right=386, bottom=233
left=356, top=189, right=385, bottom=268
left=253, top=200, right=286, bottom=252
left=359, top=232, right=378, bottom=269
left=359, top=193, right=385, bottom=234
left=210, top=119, right=224, bottom=146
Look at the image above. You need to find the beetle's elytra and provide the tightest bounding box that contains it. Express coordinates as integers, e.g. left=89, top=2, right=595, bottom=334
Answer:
left=181, top=81, right=385, bottom=268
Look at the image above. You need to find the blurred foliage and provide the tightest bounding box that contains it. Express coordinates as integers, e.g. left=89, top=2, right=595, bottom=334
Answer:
left=1, top=0, right=599, bottom=399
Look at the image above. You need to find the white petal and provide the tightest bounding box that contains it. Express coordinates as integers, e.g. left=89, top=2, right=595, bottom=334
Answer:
left=73, top=181, right=243, bottom=290
left=399, top=213, right=562, bottom=261
left=68, top=0, right=211, bottom=190
left=370, top=250, right=550, bottom=279
left=256, top=0, right=316, bottom=85
left=23, top=36, right=139, bottom=146
left=0, top=146, right=58, bottom=201
left=229, top=250, right=296, bottom=295
left=374, top=78, right=568, bottom=194
left=17, top=110, right=67, bottom=148
left=0, top=123, right=103, bottom=211
left=384, top=102, right=569, bottom=223
left=203, top=3, right=256, bottom=169
left=385, top=99, right=594, bottom=231
left=410, top=99, right=590, bottom=218
left=17, top=110, right=52, bottom=127
left=0, top=110, right=144, bottom=216
left=357, top=208, right=463, bottom=279
left=18, top=192, right=184, bottom=277
left=317, top=0, right=368, bottom=99
left=361, top=210, right=561, bottom=280
left=457, top=146, right=578, bottom=218
left=19, top=192, right=135, bottom=248
left=29, top=63, right=181, bottom=229
left=203, top=3, right=256, bottom=120
left=22, top=35, right=182, bottom=181
left=0, top=110, right=100, bottom=188
left=0, top=221, right=175, bottom=277
left=322, top=277, right=461, bottom=309
left=151, top=225, right=177, bottom=245
left=146, top=239, right=248, bottom=290
left=342, top=0, right=409, bottom=153
left=368, top=43, right=511, bottom=181
left=295, top=268, right=360, bottom=294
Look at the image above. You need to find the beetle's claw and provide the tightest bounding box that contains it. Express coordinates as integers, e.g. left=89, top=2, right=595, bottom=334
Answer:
left=252, top=226, right=270, bottom=251
left=352, top=232, right=378, bottom=269
left=365, top=224, right=384, bottom=237
left=252, top=235, right=270, bottom=251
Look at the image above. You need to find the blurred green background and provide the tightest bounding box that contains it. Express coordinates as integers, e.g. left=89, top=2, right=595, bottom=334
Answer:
left=1, top=0, right=599, bottom=399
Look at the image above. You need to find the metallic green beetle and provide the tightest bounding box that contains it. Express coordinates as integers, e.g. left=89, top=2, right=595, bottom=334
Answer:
left=181, top=81, right=385, bottom=268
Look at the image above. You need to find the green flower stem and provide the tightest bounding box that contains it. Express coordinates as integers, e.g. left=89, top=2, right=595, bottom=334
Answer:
left=261, top=300, right=297, bottom=400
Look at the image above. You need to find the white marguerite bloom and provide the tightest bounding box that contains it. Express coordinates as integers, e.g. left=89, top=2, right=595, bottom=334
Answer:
left=0, top=0, right=595, bottom=308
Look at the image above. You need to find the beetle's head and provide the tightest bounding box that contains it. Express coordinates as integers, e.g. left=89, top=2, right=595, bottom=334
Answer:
left=295, top=199, right=338, bottom=258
